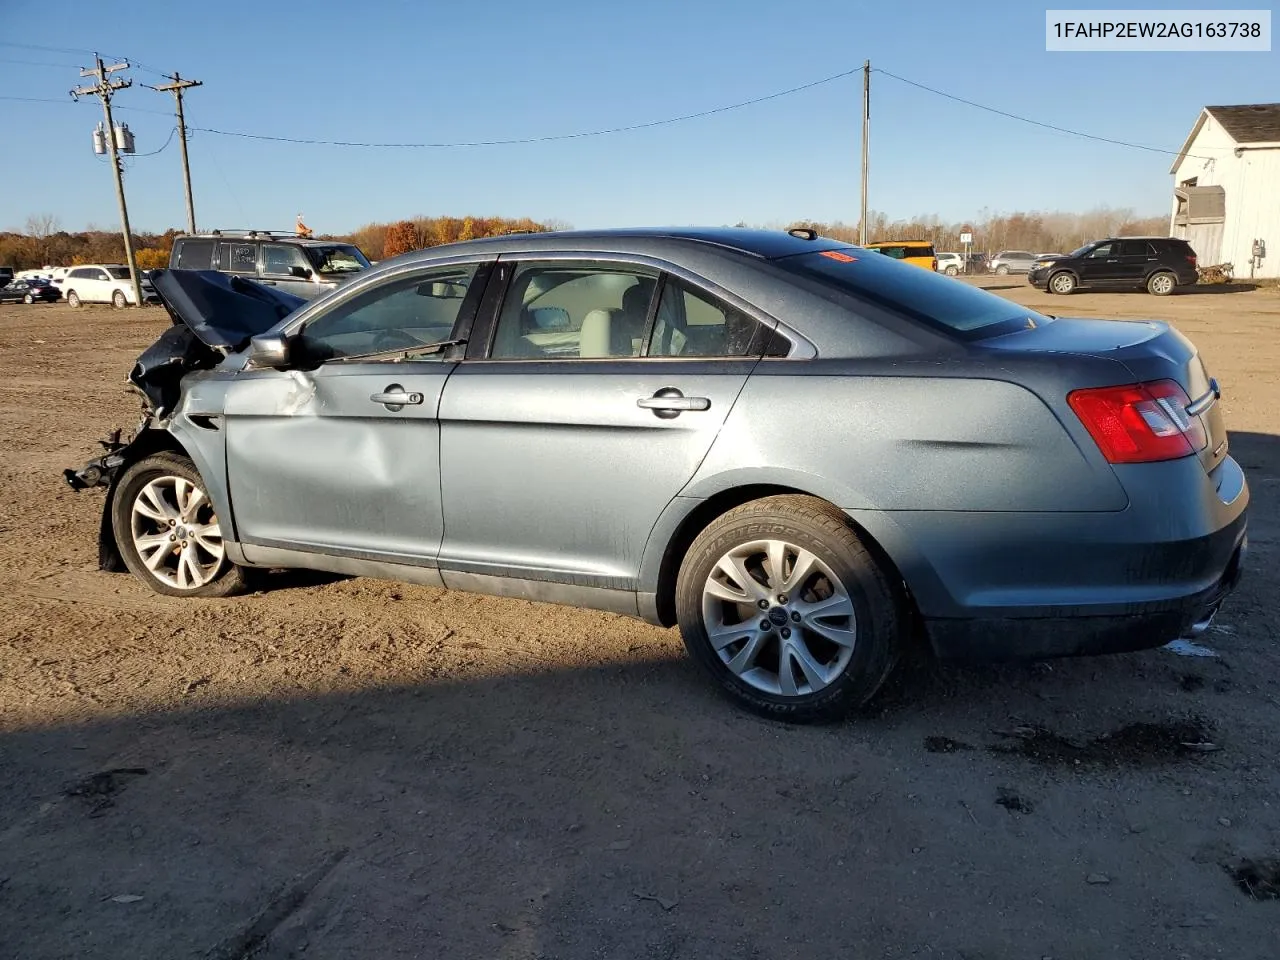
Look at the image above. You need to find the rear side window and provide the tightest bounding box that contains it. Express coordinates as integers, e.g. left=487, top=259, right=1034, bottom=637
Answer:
left=649, top=278, right=776, bottom=358
left=174, top=239, right=214, bottom=270
left=220, top=242, right=258, bottom=274
left=1118, top=240, right=1157, bottom=257
left=776, top=249, right=1048, bottom=338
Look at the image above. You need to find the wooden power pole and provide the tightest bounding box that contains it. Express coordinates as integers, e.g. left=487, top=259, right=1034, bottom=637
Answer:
left=147, top=72, right=203, bottom=234
left=860, top=60, right=870, bottom=246
left=72, top=56, right=143, bottom=307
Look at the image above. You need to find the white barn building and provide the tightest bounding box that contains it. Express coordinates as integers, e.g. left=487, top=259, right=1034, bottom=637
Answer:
left=1169, top=103, right=1280, bottom=280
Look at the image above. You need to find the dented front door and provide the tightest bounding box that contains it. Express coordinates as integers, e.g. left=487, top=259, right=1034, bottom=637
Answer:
left=222, top=359, right=455, bottom=563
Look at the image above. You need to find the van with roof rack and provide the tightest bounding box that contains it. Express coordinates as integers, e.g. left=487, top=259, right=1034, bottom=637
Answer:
left=168, top=230, right=372, bottom=300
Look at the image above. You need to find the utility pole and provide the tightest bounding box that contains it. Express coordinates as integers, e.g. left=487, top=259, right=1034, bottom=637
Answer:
left=72, top=56, right=143, bottom=307
left=147, top=72, right=202, bottom=234
left=859, top=60, right=870, bottom=246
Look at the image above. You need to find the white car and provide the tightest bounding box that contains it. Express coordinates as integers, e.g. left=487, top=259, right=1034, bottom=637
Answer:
left=934, top=252, right=964, bottom=276
left=59, top=264, right=158, bottom=307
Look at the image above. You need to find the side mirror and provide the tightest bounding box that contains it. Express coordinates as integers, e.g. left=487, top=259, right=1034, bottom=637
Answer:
left=290, top=266, right=313, bottom=279
left=247, top=332, right=292, bottom=369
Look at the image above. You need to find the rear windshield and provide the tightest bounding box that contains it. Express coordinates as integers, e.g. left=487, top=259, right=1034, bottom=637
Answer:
left=775, top=248, right=1048, bottom=338
left=871, top=244, right=934, bottom=259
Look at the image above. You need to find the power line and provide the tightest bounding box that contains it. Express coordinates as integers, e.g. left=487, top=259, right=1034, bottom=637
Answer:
left=0, top=40, right=169, bottom=76
left=185, top=66, right=863, bottom=148
left=0, top=93, right=176, bottom=116
left=872, top=67, right=1213, bottom=161
left=0, top=57, right=84, bottom=68
left=129, top=125, right=177, bottom=157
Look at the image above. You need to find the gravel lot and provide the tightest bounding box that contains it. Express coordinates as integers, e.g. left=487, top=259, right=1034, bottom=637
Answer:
left=2, top=278, right=1278, bottom=959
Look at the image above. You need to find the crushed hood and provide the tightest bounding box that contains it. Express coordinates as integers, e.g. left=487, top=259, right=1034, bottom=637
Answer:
left=151, top=269, right=306, bottom=349
left=131, top=270, right=306, bottom=416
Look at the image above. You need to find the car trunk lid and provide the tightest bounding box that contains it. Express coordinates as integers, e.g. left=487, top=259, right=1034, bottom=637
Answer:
left=983, top=316, right=1228, bottom=474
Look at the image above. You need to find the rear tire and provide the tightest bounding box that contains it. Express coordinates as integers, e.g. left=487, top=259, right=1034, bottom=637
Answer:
left=112, top=289, right=128, bottom=308
left=111, top=452, right=246, bottom=598
left=1147, top=271, right=1176, bottom=296
left=66, top=290, right=81, bottom=308
left=23, top=294, right=34, bottom=304
left=675, top=495, right=903, bottom=723
left=1049, top=271, right=1077, bottom=295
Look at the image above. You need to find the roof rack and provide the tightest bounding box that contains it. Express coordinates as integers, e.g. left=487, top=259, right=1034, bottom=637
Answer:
left=204, top=229, right=313, bottom=239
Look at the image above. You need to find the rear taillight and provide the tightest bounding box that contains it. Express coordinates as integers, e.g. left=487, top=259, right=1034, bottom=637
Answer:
left=1068, top=380, right=1207, bottom=463
left=1187, top=254, right=1198, bottom=266
left=932, top=258, right=938, bottom=271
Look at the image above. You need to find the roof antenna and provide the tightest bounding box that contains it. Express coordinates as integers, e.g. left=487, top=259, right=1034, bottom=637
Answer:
left=787, top=226, right=818, bottom=241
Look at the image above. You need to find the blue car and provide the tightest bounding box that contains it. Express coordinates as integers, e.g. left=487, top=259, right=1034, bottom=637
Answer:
left=66, top=228, right=1247, bottom=721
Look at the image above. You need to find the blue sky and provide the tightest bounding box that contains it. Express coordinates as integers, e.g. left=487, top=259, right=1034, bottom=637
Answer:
left=0, top=0, right=1273, bottom=234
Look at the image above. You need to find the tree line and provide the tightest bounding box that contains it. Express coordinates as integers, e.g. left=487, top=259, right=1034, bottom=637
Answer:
left=783, top=206, right=1169, bottom=254
left=2, top=206, right=1169, bottom=272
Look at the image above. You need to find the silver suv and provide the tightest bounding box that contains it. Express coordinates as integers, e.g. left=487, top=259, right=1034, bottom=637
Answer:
left=987, top=250, right=1038, bottom=275
left=169, top=230, right=371, bottom=300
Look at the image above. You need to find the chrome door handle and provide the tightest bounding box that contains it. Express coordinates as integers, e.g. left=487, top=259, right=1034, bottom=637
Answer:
left=637, top=388, right=710, bottom=419
left=638, top=396, right=710, bottom=411
left=259, top=279, right=277, bottom=285
left=371, top=387, right=424, bottom=408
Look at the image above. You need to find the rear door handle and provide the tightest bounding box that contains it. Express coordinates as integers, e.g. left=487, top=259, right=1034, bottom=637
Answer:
left=637, top=388, right=710, bottom=419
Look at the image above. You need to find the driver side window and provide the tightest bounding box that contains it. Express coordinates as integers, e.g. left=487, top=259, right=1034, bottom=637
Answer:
left=297, top=263, right=480, bottom=362
left=1087, top=243, right=1114, bottom=258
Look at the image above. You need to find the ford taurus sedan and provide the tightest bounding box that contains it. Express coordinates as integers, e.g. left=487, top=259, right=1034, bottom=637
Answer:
left=65, top=227, right=1248, bottom=722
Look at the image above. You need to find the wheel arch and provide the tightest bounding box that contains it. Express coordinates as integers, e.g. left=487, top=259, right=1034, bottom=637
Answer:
left=642, top=482, right=918, bottom=629
left=95, top=429, right=195, bottom=572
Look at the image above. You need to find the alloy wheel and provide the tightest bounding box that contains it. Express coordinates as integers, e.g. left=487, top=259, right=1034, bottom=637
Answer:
left=701, top=539, right=857, bottom=697
left=1051, top=273, right=1075, bottom=294
left=129, top=475, right=225, bottom=590
left=1149, top=273, right=1174, bottom=295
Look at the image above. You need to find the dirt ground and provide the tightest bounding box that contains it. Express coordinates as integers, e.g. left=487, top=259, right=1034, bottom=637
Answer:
left=2, top=278, right=1278, bottom=960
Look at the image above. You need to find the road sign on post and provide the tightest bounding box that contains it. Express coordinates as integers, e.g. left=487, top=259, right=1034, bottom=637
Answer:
left=960, top=226, right=974, bottom=274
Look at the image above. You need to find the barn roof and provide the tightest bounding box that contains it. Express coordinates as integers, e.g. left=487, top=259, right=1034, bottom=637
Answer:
left=1205, top=103, right=1280, bottom=143
left=1169, top=103, right=1280, bottom=175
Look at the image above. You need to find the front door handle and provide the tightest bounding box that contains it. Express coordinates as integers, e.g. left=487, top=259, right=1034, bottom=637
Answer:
left=371, top=385, right=424, bottom=410
left=637, top=388, right=711, bottom=419
left=258, top=279, right=277, bottom=285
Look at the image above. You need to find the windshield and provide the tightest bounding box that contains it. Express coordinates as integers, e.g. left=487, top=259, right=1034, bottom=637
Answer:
left=775, top=248, right=1049, bottom=338
left=305, top=244, right=370, bottom=275
left=107, top=267, right=130, bottom=279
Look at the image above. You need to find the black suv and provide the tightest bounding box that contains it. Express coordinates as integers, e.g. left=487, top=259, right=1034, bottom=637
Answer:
left=1027, top=237, right=1199, bottom=296
left=169, top=230, right=371, bottom=301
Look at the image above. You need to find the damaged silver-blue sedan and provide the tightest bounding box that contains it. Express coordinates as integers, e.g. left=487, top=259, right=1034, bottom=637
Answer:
left=66, top=227, right=1248, bottom=721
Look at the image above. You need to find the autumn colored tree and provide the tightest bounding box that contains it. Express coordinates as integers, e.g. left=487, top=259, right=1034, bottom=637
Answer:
left=382, top=220, right=420, bottom=258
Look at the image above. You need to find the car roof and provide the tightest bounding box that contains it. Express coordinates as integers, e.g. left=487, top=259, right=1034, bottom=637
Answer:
left=372, top=227, right=854, bottom=266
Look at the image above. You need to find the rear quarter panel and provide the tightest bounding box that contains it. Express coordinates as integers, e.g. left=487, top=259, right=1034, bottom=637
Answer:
left=682, top=361, right=1129, bottom=513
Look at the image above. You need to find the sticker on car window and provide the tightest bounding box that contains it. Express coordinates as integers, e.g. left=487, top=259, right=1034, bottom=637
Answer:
left=820, top=251, right=857, bottom=263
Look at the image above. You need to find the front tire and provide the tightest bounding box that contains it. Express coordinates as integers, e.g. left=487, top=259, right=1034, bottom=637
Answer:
left=111, top=452, right=246, bottom=598
left=675, top=495, right=903, bottom=723
left=945, top=265, right=959, bottom=276
left=1147, top=271, right=1176, bottom=296
left=112, top=289, right=128, bottom=308
left=1049, top=271, right=1077, bottom=295
left=66, top=290, right=81, bottom=308
left=995, top=265, right=1009, bottom=276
